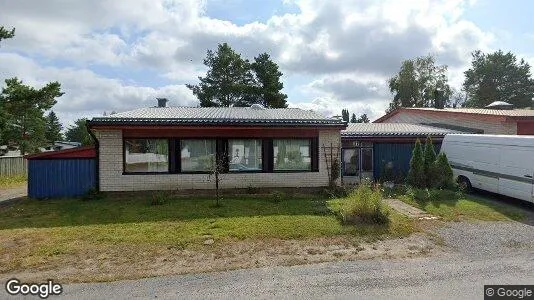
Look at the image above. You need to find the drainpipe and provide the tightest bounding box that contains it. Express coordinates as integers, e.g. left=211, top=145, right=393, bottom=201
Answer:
left=86, top=121, right=100, bottom=192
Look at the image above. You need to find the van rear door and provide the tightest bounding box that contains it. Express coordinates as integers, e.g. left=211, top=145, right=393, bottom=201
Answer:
left=499, top=147, right=534, bottom=203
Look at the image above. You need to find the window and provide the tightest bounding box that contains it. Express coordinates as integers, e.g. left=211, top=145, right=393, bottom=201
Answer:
left=228, top=139, right=262, bottom=172
left=273, top=139, right=311, bottom=171
left=124, top=139, right=169, bottom=173
left=180, top=139, right=216, bottom=172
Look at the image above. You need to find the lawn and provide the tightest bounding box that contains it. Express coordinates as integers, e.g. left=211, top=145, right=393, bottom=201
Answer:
left=397, top=189, right=526, bottom=222
left=0, top=192, right=415, bottom=282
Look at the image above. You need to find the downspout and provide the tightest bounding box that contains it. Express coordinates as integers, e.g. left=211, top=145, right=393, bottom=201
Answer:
left=86, top=121, right=100, bottom=192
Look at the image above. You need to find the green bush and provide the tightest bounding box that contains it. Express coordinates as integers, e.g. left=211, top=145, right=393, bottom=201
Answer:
left=407, top=139, right=425, bottom=188
left=150, top=191, right=169, bottom=206
left=423, top=137, right=437, bottom=187
left=340, top=183, right=390, bottom=225
left=432, top=153, right=454, bottom=189
left=270, top=190, right=285, bottom=203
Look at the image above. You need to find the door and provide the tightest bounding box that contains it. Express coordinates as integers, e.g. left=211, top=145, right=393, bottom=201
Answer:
left=360, top=147, right=373, bottom=182
left=342, top=148, right=359, bottom=177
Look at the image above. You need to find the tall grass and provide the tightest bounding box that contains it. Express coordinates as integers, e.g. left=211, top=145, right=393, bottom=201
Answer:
left=0, top=174, right=27, bottom=188
left=339, top=183, right=390, bottom=225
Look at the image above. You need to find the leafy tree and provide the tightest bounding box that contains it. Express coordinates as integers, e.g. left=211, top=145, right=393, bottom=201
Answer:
left=423, top=137, right=437, bottom=187
left=341, top=109, right=349, bottom=122
left=0, top=26, right=15, bottom=44
left=187, top=43, right=253, bottom=107
left=432, top=153, right=454, bottom=189
left=356, top=114, right=370, bottom=123
left=388, top=55, right=452, bottom=112
left=350, top=113, right=357, bottom=123
left=463, top=50, right=534, bottom=108
left=45, top=111, right=63, bottom=143
left=65, top=118, right=94, bottom=145
left=250, top=53, right=288, bottom=108
left=0, top=78, right=63, bottom=154
left=407, top=139, right=425, bottom=188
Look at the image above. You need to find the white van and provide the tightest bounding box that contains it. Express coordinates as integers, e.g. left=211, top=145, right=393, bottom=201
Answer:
left=440, top=134, right=534, bottom=203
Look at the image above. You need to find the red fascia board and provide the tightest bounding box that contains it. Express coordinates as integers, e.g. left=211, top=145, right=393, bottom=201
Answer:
left=24, top=146, right=96, bottom=160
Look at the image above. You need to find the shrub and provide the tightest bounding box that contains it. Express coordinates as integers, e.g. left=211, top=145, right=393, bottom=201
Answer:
left=81, top=187, right=104, bottom=201
left=432, top=153, right=454, bottom=189
left=340, top=183, right=390, bottom=225
left=330, top=158, right=340, bottom=187
left=270, top=190, right=285, bottom=203
left=407, top=139, right=425, bottom=188
left=423, top=137, right=437, bottom=187
left=150, top=191, right=168, bottom=206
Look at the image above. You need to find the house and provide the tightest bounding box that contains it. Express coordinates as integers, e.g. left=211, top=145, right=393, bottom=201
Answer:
left=87, top=103, right=346, bottom=192
left=340, top=123, right=464, bottom=184
left=374, top=107, right=534, bottom=135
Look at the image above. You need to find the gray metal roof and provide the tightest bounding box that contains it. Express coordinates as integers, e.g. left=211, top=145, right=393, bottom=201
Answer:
left=403, top=107, right=534, bottom=117
left=88, top=106, right=345, bottom=127
left=342, top=123, right=465, bottom=137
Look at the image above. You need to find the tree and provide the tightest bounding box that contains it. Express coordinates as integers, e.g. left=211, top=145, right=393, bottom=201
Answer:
left=45, top=111, right=63, bottom=143
left=356, top=114, right=370, bottom=123
left=407, top=139, right=425, bottom=188
left=432, top=153, right=453, bottom=189
left=0, top=26, right=15, bottom=44
left=0, top=78, right=63, bottom=154
left=186, top=43, right=254, bottom=107
left=350, top=113, right=357, bottom=123
left=388, top=55, right=452, bottom=112
left=341, top=109, right=349, bottom=122
left=65, top=118, right=94, bottom=145
left=463, top=50, right=534, bottom=108
left=250, top=53, right=288, bottom=108
left=423, top=137, right=437, bottom=187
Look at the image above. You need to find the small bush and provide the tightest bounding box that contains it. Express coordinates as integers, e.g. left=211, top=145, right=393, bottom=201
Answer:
left=270, top=191, right=285, bottom=203
left=82, top=187, right=104, bottom=201
left=340, top=183, right=390, bottom=225
left=423, top=137, right=437, bottom=187
left=407, top=139, right=425, bottom=188
left=150, top=191, right=169, bottom=206
left=432, top=153, right=454, bottom=189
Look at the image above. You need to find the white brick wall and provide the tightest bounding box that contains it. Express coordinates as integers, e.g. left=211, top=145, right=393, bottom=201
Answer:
left=95, top=129, right=340, bottom=191
left=384, top=111, right=517, bottom=134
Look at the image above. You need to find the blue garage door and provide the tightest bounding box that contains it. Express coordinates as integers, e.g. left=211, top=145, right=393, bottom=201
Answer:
left=28, top=159, right=96, bottom=198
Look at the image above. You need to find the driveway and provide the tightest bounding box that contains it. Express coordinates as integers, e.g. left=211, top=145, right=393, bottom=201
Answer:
left=43, top=218, right=534, bottom=299
left=0, top=186, right=26, bottom=203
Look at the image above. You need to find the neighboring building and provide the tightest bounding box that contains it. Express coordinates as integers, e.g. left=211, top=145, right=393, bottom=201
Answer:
left=341, top=123, right=464, bottom=184
left=87, top=104, right=346, bottom=192
left=374, top=107, right=534, bottom=135
left=43, top=141, right=82, bottom=152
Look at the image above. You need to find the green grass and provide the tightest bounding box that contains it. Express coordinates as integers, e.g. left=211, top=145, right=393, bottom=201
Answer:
left=398, top=189, right=526, bottom=221
left=0, top=174, right=27, bottom=188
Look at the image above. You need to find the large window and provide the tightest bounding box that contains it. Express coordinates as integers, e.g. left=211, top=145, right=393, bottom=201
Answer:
left=273, top=139, right=311, bottom=171
left=180, top=139, right=216, bottom=172
left=228, top=139, right=262, bottom=172
left=124, top=139, right=169, bottom=173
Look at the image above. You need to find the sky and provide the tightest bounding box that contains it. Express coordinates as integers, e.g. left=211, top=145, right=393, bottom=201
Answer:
left=1, top=0, right=533, bottom=127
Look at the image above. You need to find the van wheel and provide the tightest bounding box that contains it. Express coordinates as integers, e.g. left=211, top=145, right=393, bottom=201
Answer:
left=457, top=176, right=472, bottom=193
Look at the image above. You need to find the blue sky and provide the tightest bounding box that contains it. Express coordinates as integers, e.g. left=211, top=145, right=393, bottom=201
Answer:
left=0, top=0, right=533, bottom=127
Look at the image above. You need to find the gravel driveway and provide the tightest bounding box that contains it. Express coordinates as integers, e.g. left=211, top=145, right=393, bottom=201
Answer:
left=0, top=186, right=26, bottom=203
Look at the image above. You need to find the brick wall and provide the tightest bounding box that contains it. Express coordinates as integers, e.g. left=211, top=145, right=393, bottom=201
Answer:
left=95, top=129, right=340, bottom=191
left=384, top=111, right=517, bottom=134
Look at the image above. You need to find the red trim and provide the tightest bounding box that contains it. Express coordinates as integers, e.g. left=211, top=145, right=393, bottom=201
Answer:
left=25, top=146, right=96, bottom=160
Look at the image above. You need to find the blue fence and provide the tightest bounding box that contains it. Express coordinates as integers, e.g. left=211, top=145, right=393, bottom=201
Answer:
left=28, top=159, right=96, bottom=198
left=373, top=143, right=441, bottom=180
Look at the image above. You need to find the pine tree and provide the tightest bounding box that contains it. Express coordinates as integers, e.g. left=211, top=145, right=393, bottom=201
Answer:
left=341, top=109, right=349, bottom=122
left=45, top=111, right=63, bottom=143
left=423, top=136, right=436, bottom=187
left=350, top=113, right=357, bottom=123
left=407, top=139, right=425, bottom=188
left=433, top=153, right=454, bottom=189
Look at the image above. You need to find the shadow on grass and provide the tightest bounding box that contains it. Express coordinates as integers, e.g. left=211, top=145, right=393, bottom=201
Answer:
left=0, top=193, right=334, bottom=230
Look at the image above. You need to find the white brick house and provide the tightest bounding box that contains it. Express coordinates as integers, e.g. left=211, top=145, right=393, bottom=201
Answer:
left=88, top=105, right=346, bottom=192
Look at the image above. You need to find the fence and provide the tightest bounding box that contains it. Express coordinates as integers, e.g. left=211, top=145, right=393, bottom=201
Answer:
left=0, top=156, right=28, bottom=177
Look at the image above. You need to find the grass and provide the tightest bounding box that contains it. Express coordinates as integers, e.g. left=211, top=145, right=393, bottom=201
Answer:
left=397, top=188, right=526, bottom=222
left=0, top=174, right=27, bottom=188
left=0, top=193, right=416, bottom=280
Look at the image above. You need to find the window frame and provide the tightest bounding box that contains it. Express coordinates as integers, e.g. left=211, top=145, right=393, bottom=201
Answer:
left=179, top=138, right=218, bottom=174
left=122, top=138, right=171, bottom=175
left=227, top=138, right=264, bottom=173
left=272, top=138, right=315, bottom=173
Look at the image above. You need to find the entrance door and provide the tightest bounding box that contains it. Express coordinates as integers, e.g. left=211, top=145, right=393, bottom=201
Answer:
left=342, top=147, right=373, bottom=184
left=342, top=148, right=359, bottom=177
